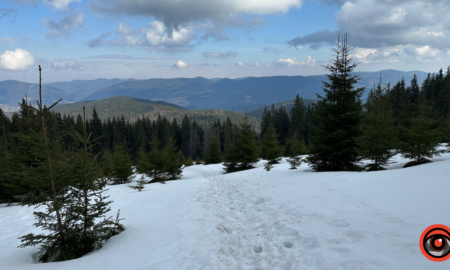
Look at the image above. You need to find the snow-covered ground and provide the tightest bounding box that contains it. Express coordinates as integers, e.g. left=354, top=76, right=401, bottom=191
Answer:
left=1, top=152, right=450, bottom=269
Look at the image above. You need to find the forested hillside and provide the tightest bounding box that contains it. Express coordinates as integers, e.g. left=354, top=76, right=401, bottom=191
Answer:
left=248, top=97, right=316, bottom=119
left=52, top=96, right=261, bottom=133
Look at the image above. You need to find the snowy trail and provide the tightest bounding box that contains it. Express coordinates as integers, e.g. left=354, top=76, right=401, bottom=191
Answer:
left=192, top=166, right=303, bottom=269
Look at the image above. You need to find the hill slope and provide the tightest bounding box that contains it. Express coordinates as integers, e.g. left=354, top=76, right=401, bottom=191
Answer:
left=52, top=96, right=261, bottom=132
left=1, top=152, right=449, bottom=269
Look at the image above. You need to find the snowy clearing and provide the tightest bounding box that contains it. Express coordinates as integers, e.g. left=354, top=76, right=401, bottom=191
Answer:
left=1, top=152, right=450, bottom=269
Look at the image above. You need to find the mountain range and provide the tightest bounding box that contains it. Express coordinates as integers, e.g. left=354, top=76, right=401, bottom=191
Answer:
left=1, top=69, right=429, bottom=112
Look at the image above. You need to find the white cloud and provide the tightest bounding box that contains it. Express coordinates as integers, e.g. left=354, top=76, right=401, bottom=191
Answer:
left=415, top=45, right=438, bottom=57
left=213, top=62, right=220, bottom=66
left=414, top=45, right=441, bottom=62
left=0, top=48, right=35, bottom=71
left=44, top=0, right=81, bottom=10
left=87, top=21, right=197, bottom=52
left=0, top=37, right=13, bottom=43
left=272, top=56, right=315, bottom=67
left=351, top=47, right=401, bottom=64
left=173, top=60, right=187, bottom=68
left=236, top=61, right=243, bottom=66
left=144, top=21, right=194, bottom=48
left=52, top=59, right=87, bottom=71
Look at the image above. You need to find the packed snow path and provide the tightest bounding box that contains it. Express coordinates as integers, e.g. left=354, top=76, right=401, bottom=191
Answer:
left=1, top=153, right=450, bottom=269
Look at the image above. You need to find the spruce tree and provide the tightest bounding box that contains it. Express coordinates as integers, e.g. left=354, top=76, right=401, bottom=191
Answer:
left=273, top=106, right=290, bottom=145
left=142, top=135, right=165, bottom=181
left=260, top=107, right=271, bottom=138
left=223, top=127, right=239, bottom=173
left=89, top=108, right=103, bottom=155
left=398, top=97, right=442, bottom=167
left=195, top=155, right=202, bottom=165
left=70, top=106, right=125, bottom=258
left=162, top=137, right=183, bottom=180
left=204, top=135, right=222, bottom=164
left=177, top=150, right=186, bottom=165
left=136, top=147, right=148, bottom=174
left=289, top=94, right=306, bottom=141
left=100, top=149, right=114, bottom=178
left=286, top=131, right=305, bottom=169
left=234, top=114, right=259, bottom=170
left=264, top=162, right=274, bottom=171
left=260, top=121, right=283, bottom=164
left=306, top=35, right=364, bottom=172
left=129, top=175, right=146, bottom=192
left=359, top=82, right=397, bottom=171
left=185, top=156, right=194, bottom=167
left=10, top=66, right=79, bottom=262
left=111, top=144, right=133, bottom=184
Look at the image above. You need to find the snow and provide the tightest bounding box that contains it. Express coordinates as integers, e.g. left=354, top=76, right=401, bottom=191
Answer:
left=1, top=152, right=450, bottom=269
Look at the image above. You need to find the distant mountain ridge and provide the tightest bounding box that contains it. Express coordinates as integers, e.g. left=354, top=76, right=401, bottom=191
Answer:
left=1, top=69, right=429, bottom=112
left=44, top=78, right=135, bottom=101
left=80, top=69, right=429, bottom=112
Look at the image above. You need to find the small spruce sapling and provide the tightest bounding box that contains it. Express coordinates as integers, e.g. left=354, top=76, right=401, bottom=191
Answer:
left=195, top=155, right=202, bottom=165
left=264, top=162, right=274, bottom=171
left=129, top=175, right=146, bottom=192
left=185, top=156, right=194, bottom=167
left=286, top=132, right=305, bottom=169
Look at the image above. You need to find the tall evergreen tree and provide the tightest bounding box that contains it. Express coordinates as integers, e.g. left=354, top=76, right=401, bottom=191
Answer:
left=232, top=114, right=259, bottom=171
left=260, top=107, right=272, bottom=139
left=89, top=108, right=103, bottom=155
left=142, top=135, right=165, bottom=181
left=204, top=135, right=222, bottom=164
left=388, top=79, right=408, bottom=126
left=289, top=95, right=307, bottom=141
left=274, top=106, right=290, bottom=145
left=162, top=137, right=183, bottom=180
left=111, top=144, right=133, bottom=184
left=260, top=121, right=283, bottom=164
left=306, top=35, right=364, bottom=172
left=11, top=66, right=76, bottom=262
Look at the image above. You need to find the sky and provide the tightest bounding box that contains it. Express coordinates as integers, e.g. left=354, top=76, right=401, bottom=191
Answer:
left=1, top=0, right=450, bottom=83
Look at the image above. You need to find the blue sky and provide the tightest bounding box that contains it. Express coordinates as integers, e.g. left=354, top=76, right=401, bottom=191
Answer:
left=1, top=0, right=449, bottom=82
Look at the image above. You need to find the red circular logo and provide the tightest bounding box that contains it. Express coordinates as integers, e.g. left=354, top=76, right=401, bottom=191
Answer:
left=420, top=224, right=450, bottom=262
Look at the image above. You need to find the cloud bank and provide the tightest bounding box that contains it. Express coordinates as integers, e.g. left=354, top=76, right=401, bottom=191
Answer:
left=90, top=0, right=302, bottom=35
